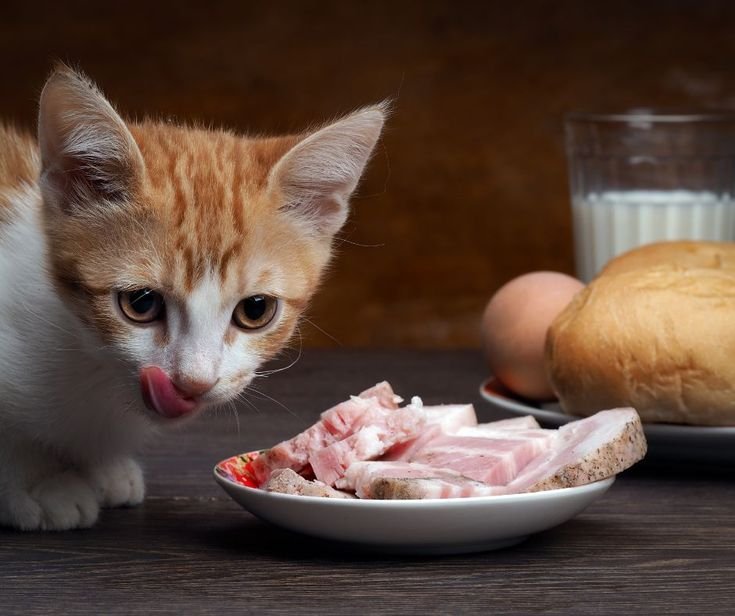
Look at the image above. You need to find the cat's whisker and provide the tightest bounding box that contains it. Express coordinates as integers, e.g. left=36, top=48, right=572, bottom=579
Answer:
left=301, top=316, right=342, bottom=346
left=226, top=399, right=241, bottom=437
left=22, top=303, right=78, bottom=338
left=122, top=399, right=137, bottom=415
left=255, top=344, right=303, bottom=377
left=235, top=390, right=262, bottom=415
left=245, top=383, right=298, bottom=419
left=334, top=237, right=385, bottom=248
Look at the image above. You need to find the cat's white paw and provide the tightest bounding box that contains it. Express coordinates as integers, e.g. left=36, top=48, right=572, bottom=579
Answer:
left=89, top=458, right=145, bottom=508
left=0, top=490, right=43, bottom=531
left=25, top=471, right=100, bottom=530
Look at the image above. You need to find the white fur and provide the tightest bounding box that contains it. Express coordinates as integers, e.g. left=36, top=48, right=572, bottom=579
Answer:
left=0, top=186, right=153, bottom=529
left=0, top=188, right=279, bottom=529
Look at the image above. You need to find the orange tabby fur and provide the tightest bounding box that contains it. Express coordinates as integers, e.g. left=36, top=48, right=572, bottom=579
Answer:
left=42, top=121, right=327, bottom=359
left=0, top=125, right=39, bottom=224
left=28, top=67, right=359, bottom=362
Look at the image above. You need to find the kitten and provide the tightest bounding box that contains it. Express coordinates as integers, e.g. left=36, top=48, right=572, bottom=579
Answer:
left=0, top=67, right=385, bottom=530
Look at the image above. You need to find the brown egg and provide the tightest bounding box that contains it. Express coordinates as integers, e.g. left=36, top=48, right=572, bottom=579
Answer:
left=481, top=272, right=584, bottom=400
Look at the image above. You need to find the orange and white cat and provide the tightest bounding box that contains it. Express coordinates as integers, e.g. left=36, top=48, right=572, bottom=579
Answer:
left=0, top=67, right=385, bottom=530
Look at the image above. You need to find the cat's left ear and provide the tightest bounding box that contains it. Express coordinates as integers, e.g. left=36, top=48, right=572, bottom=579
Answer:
left=37, top=66, right=144, bottom=215
left=269, top=103, right=387, bottom=237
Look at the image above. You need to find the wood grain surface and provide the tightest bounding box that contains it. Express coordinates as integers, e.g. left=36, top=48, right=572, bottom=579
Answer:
left=1, top=350, right=734, bottom=615
left=3, top=1, right=735, bottom=347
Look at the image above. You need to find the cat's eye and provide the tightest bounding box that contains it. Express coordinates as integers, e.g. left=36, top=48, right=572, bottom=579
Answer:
left=232, top=295, right=278, bottom=330
left=118, top=289, right=165, bottom=323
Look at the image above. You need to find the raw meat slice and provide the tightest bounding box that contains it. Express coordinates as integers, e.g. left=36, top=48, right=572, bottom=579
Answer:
left=357, top=381, right=402, bottom=409
left=347, top=408, right=646, bottom=499
left=339, top=460, right=448, bottom=493
left=469, top=416, right=541, bottom=431
left=309, top=399, right=427, bottom=486
left=505, top=408, right=647, bottom=492
left=265, top=469, right=355, bottom=499
left=381, top=425, right=442, bottom=462
left=456, top=427, right=552, bottom=439
left=339, top=461, right=501, bottom=498
left=383, top=404, right=477, bottom=461
left=408, top=431, right=554, bottom=485
left=424, top=404, right=478, bottom=432
left=250, top=382, right=402, bottom=484
left=371, top=477, right=500, bottom=499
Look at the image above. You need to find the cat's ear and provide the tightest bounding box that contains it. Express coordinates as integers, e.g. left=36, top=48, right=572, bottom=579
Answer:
left=37, top=66, right=144, bottom=214
left=269, top=103, right=387, bottom=237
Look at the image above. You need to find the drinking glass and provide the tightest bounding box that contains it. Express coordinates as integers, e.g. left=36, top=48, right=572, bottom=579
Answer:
left=565, top=111, right=735, bottom=281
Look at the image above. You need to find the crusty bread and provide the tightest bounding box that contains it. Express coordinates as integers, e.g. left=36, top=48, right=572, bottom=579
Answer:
left=546, top=241, right=735, bottom=426
left=600, top=240, right=735, bottom=277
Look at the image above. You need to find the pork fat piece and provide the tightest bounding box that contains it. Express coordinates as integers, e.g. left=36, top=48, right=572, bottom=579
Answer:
left=340, top=461, right=502, bottom=499
left=383, top=403, right=478, bottom=461
left=408, top=431, right=554, bottom=485
left=505, top=408, right=647, bottom=492
left=462, top=416, right=541, bottom=431
left=265, top=469, right=355, bottom=499
left=339, top=409, right=646, bottom=499
left=310, top=398, right=427, bottom=486
left=250, top=382, right=401, bottom=484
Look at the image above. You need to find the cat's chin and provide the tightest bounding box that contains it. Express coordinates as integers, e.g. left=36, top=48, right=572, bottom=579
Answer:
left=143, top=405, right=205, bottom=425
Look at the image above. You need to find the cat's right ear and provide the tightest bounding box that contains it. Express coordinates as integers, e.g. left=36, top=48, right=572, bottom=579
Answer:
left=268, top=103, right=387, bottom=238
left=38, top=66, right=144, bottom=215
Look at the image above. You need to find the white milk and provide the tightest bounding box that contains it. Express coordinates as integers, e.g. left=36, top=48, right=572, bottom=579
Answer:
left=572, top=190, right=735, bottom=282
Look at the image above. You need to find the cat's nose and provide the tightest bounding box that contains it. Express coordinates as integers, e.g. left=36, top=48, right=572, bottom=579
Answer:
left=172, top=376, right=219, bottom=399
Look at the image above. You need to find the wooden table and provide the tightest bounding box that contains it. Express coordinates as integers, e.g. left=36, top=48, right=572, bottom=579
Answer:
left=2, top=350, right=733, bottom=615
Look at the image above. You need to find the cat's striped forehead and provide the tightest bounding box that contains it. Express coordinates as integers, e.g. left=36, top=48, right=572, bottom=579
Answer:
left=129, top=123, right=302, bottom=292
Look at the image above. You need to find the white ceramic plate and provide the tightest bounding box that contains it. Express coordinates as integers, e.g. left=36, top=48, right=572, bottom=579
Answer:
left=214, top=453, right=614, bottom=555
left=480, top=377, right=735, bottom=464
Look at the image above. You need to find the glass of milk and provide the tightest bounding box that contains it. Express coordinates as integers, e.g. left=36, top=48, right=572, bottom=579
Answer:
left=565, top=111, right=735, bottom=282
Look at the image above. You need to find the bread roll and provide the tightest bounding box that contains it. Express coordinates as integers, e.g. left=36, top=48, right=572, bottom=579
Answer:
left=601, top=240, right=735, bottom=277
left=546, top=241, right=735, bottom=426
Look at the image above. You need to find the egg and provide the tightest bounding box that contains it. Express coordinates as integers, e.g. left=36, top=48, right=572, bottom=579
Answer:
left=481, top=271, right=584, bottom=400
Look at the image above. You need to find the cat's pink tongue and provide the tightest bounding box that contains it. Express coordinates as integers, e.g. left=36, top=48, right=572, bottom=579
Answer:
left=140, top=366, right=198, bottom=419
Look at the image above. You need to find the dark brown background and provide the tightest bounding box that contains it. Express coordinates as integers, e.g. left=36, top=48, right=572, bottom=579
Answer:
left=4, top=1, right=735, bottom=347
